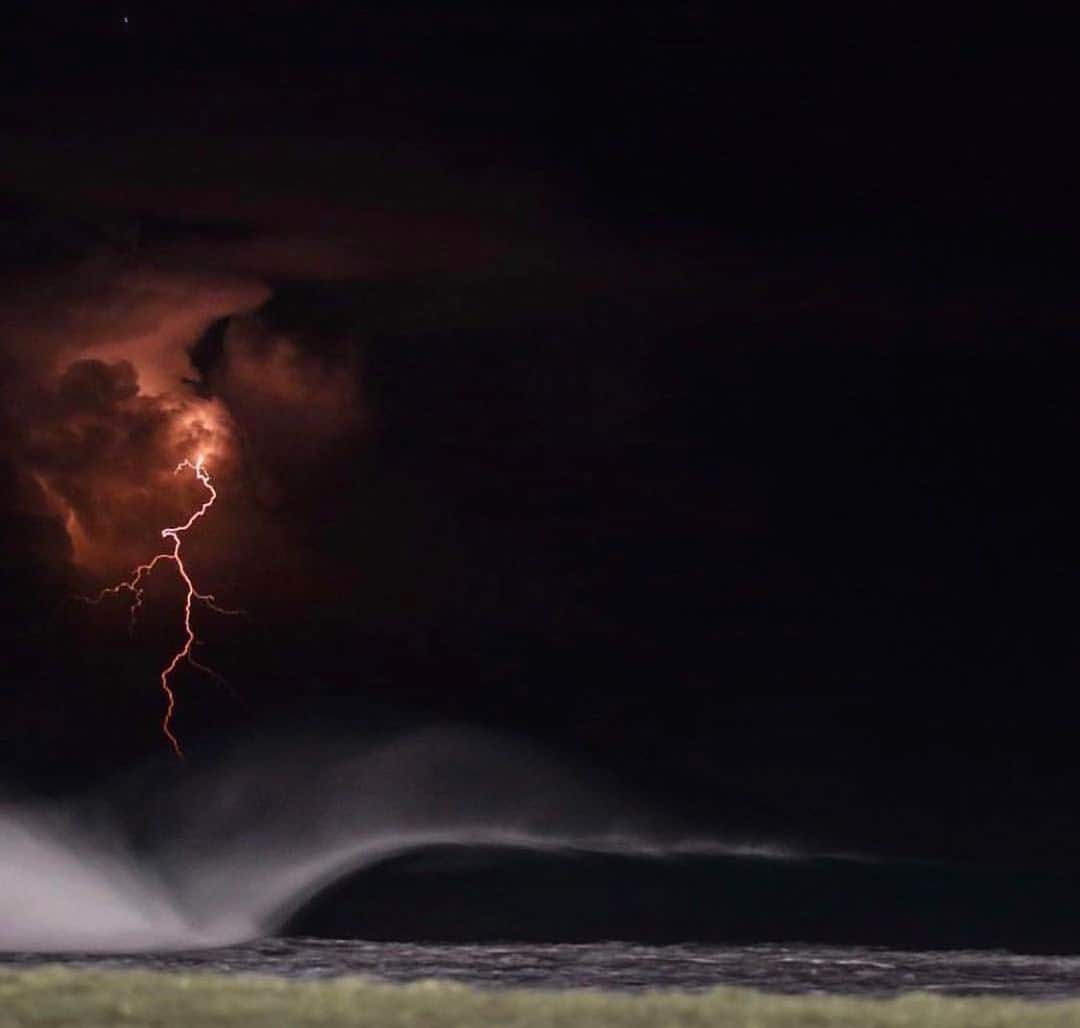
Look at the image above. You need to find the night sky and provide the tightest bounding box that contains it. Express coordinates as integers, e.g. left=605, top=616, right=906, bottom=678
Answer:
left=1, top=5, right=1077, bottom=900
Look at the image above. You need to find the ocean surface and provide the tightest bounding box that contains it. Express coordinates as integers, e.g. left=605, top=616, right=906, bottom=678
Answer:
left=7, top=734, right=1080, bottom=1000
left=6, top=939, right=1080, bottom=998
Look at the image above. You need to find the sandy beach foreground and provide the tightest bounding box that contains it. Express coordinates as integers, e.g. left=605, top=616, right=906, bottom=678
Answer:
left=6, top=966, right=1080, bottom=1028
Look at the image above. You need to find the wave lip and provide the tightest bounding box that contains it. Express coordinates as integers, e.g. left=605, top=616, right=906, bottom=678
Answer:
left=0, top=727, right=804, bottom=954
left=0, top=816, right=796, bottom=953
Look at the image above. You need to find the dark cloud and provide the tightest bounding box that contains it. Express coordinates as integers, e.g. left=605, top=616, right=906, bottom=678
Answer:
left=209, top=314, right=367, bottom=494
left=0, top=455, right=72, bottom=580
left=55, top=358, right=139, bottom=412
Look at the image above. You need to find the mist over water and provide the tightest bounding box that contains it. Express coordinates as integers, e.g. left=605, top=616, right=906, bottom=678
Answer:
left=0, top=808, right=198, bottom=951
left=0, top=726, right=793, bottom=953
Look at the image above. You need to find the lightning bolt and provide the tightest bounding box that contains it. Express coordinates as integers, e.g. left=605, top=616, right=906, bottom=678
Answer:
left=80, top=455, right=240, bottom=757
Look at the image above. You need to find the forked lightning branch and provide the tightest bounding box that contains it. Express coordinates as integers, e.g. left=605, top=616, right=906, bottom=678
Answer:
left=79, top=456, right=241, bottom=757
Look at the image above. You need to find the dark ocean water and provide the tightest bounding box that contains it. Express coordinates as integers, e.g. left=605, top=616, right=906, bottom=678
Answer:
left=6, top=939, right=1080, bottom=998
left=7, top=740, right=1080, bottom=1001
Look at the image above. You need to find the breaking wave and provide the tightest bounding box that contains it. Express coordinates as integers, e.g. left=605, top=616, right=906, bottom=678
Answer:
left=0, top=726, right=798, bottom=952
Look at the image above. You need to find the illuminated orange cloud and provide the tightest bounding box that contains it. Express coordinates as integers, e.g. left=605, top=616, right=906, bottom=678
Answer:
left=1, top=255, right=268, bottom=580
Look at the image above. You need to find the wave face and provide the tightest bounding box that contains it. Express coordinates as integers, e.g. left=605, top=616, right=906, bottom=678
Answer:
left=0, top=727, right=790, bottom=953
left=283, top=842, right=1080, bottom=952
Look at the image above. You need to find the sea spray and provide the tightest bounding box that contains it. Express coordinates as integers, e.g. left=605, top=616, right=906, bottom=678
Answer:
left=0, top=726, right=795, bottom=952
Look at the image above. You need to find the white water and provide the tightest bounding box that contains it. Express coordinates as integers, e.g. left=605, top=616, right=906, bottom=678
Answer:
left=0, top=727, right=795, bottom=952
